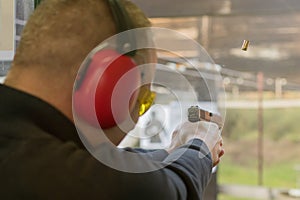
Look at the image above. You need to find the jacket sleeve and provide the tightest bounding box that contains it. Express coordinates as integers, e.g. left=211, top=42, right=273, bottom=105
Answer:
left=123, top=147, right=169, bottom=161
left=2, top=134, right=212, bottom=200
left=123, top=139, right=213, bottom=199
left=163, top=139, right=213, bottom=200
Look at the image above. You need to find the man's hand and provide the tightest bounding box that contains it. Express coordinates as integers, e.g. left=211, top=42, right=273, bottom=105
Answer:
left=167, top=121, right=224, bottom=166
left=211, top=138, right=224, bottom=166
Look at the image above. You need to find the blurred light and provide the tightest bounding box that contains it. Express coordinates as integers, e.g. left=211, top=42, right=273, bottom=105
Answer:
left=280, top=78, right=287, bottom=85
left=266, top=78, right=274, bottom=85
left=223, top=77, right=231, bottom=85
left=237, top=78, right=244, bottom=85
left=166, top=62, right=177, bottom=70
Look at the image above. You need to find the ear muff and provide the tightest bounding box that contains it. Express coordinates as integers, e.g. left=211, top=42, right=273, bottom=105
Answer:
left=73, top=49, right=140, bottom=128
left=73, top=0, right=144, bottom=128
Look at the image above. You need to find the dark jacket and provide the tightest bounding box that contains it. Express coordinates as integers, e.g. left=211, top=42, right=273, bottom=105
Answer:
left=0, top=84, right=212, bottom=200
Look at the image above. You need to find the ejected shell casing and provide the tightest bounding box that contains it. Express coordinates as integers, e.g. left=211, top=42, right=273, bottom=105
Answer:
left=241, top=40, right=250, bottom=51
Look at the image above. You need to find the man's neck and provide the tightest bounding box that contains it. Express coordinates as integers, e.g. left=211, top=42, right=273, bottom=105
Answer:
left=5, top=69, right=74, bottom=122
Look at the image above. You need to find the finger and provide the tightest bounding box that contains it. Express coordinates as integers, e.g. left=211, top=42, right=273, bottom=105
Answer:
left=211, top=140, right=225, bottom=166
left=218, top=149, right=225, bottom=158
left=213, top=159, right=220, bottom=167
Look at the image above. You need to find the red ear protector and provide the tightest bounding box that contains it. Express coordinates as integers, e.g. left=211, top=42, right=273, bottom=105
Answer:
left=73, top=0, right=141, bottom=128
left=73, top=49, right=140, bottom=128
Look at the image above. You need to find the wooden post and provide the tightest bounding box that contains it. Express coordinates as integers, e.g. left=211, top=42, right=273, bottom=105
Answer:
left=200, top=15, right=211, bottom=50
left=257, top=72, right=264, bottom=185
left=34, top=0, right=43, bottom=8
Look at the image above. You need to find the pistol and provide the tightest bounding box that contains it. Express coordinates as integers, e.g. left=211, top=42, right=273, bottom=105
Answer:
left=188, top=106, right=223, bottom=129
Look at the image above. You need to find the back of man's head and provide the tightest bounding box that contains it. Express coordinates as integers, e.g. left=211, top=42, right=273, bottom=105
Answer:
left=5, top=0, right=152, bottom=124
left=9, top=0, right=151, bottom=78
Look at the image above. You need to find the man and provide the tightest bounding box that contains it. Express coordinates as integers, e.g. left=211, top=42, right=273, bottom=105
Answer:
left=0, top=0, right=224, bottom=199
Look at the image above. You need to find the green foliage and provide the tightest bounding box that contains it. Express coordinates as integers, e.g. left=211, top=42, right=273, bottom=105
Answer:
left=218, top=107, right=300, bottom=199
left=222, top=108, right=300, bottom=141
left=219, top=159, right=298, bottom=188
left=222, top=109, right=257, bottom=140
left=218, top=157, right=258, bottom=186
left=265, top=161, right=300, bottom=188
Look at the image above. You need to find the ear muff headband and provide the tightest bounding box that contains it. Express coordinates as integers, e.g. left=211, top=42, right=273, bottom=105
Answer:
left=108, top=0, right=137, bottom=56
left=75, top=0, right=136, bottom=90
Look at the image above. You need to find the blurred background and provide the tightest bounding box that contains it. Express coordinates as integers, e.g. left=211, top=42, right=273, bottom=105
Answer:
left=1, top=0, right=300, bottom=199
left=131, top=1, right=300, bottom=199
